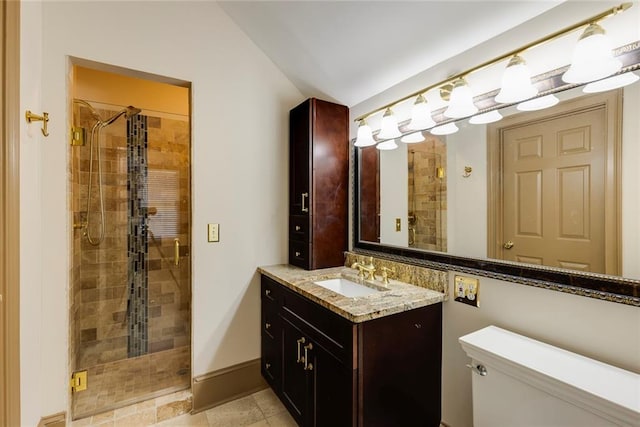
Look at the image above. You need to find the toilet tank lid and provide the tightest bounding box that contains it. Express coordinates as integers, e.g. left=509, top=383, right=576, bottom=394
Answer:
left=459, top=326, right=640, bottom=416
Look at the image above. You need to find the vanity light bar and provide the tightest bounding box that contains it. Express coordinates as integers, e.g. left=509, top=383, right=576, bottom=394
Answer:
left=353, top=2, right=633, bottom=123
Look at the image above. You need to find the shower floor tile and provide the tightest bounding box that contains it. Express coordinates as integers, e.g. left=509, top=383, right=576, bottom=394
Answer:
left=72, top=346, right=190, bottom=420
left=71, top=387, right=295, bottom=427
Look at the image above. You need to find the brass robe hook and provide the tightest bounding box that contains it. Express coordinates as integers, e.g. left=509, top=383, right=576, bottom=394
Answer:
left=463, top=166, right=473, bottom=178
left=25, top=110, right=49, bottom=137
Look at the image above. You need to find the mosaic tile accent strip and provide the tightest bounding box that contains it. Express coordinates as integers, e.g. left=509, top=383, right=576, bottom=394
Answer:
left=127, top=114, right=149, bottom=357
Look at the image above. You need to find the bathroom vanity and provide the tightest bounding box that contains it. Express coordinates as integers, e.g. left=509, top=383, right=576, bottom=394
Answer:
left=259, top=265, right=444, bottom=427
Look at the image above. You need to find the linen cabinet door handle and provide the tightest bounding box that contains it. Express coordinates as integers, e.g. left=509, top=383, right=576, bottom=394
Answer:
left=304, top=343, right=313, bottom=371
left=301, top=192, right=309, bottom=213
left=296, top=337, right=306, bottom=363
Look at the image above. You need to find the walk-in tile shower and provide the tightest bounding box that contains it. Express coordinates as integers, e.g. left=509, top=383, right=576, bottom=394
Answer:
left=69, top=79, right=191, bottom=419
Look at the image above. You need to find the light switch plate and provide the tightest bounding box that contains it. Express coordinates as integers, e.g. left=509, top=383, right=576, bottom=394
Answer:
left=208, top=223, right=219, bottom=242
left=454, top=275, right=479, bottom=307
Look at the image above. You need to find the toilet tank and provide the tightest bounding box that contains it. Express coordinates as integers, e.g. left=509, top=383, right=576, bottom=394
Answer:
left=459, top=326, right=640, bottom=427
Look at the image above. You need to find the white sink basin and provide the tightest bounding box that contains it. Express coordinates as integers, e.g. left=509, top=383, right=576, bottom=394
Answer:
left=313, top=278, right=382, bottom=298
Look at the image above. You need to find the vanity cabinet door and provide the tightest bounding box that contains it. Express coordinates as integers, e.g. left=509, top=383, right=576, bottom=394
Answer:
left=310, top=340, right=356, bottom=427
left=289, top=100, right=311, bottom=217
left=281, top=316, right=312, bottom=426
left=358, top=302, right=443, bottom=427
left=281, top=314, right=355, bottom=427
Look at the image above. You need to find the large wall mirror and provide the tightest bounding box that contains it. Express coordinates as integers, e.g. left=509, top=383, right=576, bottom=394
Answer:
left=354, top=41, right=640, bottom=302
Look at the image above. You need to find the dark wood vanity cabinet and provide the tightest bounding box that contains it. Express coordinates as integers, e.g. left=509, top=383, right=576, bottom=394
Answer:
left=289, top=98, right=349, bottom=270
left=260, top=275, right=443, bottom=427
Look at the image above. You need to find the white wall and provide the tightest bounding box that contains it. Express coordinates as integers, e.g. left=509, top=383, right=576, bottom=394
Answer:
left=21, top=0, right=303, bottom=421
left=446, top=123, right=487, bottom=258
left=380, top=143, right=408, bottom=246
left=622, top=82, right=640, bottom=278
left=19, top=1, right=44, bottom=425
left=349, top=2, right=640, bottom=426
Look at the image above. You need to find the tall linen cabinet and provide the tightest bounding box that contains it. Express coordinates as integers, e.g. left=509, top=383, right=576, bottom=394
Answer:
left=288, top=98, right=349, bottom=270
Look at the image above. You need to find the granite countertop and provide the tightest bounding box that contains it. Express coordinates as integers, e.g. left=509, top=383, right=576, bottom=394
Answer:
left=258, top=264, right=445, bottom=323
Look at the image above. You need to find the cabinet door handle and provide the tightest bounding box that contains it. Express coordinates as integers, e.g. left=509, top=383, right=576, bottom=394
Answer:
left=296, top=337, right=306, bottom=363
left=295, top=251, right=301, bottom=257
left=265, top=289, right=271, bottom=297
left=265, top=362, right=271, bottom=370
left=295, top=225, right=301, bottom=231
left=265, top=322, right=271, bottom=330
left=303, top=342, right=313, bottom=370
left=301, top=192, right=309, bottom=213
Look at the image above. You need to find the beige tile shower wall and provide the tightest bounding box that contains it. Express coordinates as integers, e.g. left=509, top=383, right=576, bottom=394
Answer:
left=408, top=138, right=447, bottom=252
left=146, top=116, right=191, bottom=354
left=75, top=107, right=130, bottom=369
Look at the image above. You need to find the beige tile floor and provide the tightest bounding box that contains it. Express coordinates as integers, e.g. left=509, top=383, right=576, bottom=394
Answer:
left=156, top=388, right=296, bottom=427
left=73, top=387, right=297, bottom=427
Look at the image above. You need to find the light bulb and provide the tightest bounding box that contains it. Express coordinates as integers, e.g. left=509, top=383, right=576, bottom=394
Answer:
left=583, top=71, right=639, bottom=93
left=354, top=120, right=376, bottom=147
left=562, top=23, right=621, bottom=84
left=495, top=55, right=538, bottom=103
left=407, top=95, right=436, bottom=130
left=517, top=94, right=559, bottom=111
left=400, top=132, right=425, bottom=143
left=376, top=139, right=398, bottom=150
left=444, top=78, right=478, bottom=118
left=469, top=110, right=503, bottom=125
left=378, top=108, right=402, bottom=139
left=430, top=122, right=459, bottom=135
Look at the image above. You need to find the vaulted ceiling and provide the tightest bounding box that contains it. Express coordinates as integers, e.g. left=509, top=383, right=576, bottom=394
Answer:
left=218, top=1, right=564, bottom=107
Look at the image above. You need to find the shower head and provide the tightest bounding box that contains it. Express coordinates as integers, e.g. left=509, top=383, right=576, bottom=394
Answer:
left=102, top=106, right=142, bottom=126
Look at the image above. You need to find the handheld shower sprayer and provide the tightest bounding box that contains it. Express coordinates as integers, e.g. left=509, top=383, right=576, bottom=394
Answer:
left=77, top=100, right=141, bottom=246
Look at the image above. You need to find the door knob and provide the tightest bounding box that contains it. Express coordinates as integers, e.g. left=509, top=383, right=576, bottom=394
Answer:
left=503, top=241, right=514, bottom=249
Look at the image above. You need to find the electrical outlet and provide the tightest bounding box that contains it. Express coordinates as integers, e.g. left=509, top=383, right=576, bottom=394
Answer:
left=208, top=223, right=219, bottom=242
left=454, top=275, right=479, bottom=307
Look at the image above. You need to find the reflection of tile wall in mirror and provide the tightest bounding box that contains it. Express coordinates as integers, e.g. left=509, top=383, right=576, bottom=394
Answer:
left=407, top=137, right=447, bottom=252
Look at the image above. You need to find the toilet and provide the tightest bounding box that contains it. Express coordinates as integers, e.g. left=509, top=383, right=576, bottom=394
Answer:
left=459, top=326, right=640, bottom=427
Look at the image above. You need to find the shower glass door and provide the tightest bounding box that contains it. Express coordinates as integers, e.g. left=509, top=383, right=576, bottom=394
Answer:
left=70, top=101, right=191, bottom=419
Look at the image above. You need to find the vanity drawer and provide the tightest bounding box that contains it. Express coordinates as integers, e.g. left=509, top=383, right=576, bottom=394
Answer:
left=261, top=276, right=280, bottom=304
left=262, top=301, right=279, bottom=341
left=289, top=215, right=310, bottom=242
left=261, top=335, right=281, bottom=387
left=289, top=240, right=311, bottom=269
